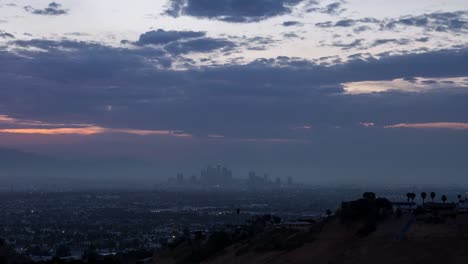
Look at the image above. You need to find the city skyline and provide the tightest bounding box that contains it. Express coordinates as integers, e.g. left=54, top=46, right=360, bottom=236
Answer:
left=0, top=0, right=467, bottom=185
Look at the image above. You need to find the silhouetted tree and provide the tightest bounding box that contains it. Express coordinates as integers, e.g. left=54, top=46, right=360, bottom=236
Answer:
left=272, top=216, right=281, bottom=224
left=430, top=192, right=436, bottom=202
left=406, top=193, right=412, bottom=202
left=441, top=195, right=447, bottom=203
left=457, top=194, right=462, bottom=202
left=326, top=209, right=332, bottom=217
left=235, top=208, right=241, bottom=225
left=421, top=192, right=427, bottom=204
left=55, top=244, right=71, bottom=258
left=363, top=192, right=376, bottom=200
left=410, top=193, right=416, bottom=201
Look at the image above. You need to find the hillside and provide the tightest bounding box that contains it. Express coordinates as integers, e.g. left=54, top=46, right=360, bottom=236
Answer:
left=201, top=214, right=468, bottom=264
left=153, top=197, right=468, bottom=264
left=0, top=240, right=30, bottom=264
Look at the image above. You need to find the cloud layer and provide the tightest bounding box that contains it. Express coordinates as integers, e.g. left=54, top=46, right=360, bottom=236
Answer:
left=24, top=2, right=68, bottom=16
left=165, top=0, right=304, bottom=22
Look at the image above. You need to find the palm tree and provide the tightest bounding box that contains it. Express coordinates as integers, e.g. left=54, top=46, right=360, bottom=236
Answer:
left=441, top=195, right=447, bottom=203
left=457, top=194, right=462, bottom=202
left=430, top=192, right=436, bottom=202
left=410, top=193, right=416, bottom=202
left=406, top=192, right=412, bottom=202
left=421, top=192, right=427, bottom=204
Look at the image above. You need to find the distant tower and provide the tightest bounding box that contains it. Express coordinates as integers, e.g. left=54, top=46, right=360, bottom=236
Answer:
left=216, top=165, right=222, bottom=179
left=275, top=177, right=281, bottom=185
left=249, top=171, right=256, bottom=180
left=190, top=175, right=197, bottom=184
left=177, top=173, right=184, bottom=184
left=263, top=174, right=269, bottom=183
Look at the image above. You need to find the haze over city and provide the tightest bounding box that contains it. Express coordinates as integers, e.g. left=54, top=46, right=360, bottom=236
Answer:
left=3, top=1, right=468, bottom=264
left=0, top=0, right=467, bottom=188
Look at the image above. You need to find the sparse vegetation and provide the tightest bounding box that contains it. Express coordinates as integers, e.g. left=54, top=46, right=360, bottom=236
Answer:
left=338, top=193, right=392, bottom=237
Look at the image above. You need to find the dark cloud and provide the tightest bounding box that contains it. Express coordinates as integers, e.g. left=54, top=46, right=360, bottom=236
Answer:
left=165, top=0, right=304, bottom=23
left=165, top=37, right=236, bottom=54
left=353, top=25, right=371, bottom=34
left=384, top=11, right=468, bottom=32
left=316, top=18, right=374, bottom=28
left=0, top=31, right=14, bottom=39
left=370, top=38, right=411, bottom=48
left=315, top=21, right=334, bottom=28
left=316, top=11, right=468, bottom=34
left=242, top=36, right=278, bottom=50
left=282, top=21, right=303, bottom=27
left=327, top=36, right=430, bottom=50
left=134, top=29, right=206, bottom=46
left=322, top=2, right=346, bottom=15
left=283, top=32, right=300, bottom=39
left=1, top=38, right=468, bottom=140
left=64, top=32, right=92, bottom=37
left=416, top=37, right=430, bottom=42
left=9, top=39, right=172, bottom=79
left=335, top=19, right=355, bottom=27
left=329, top=39, right=364, bottom=50
left=421, top=80, right=438, bottom=85
left=128, top=29, right=237, bottom=55
left=307, top=1, right=346, bottom=15
left=316, top=19, right=356, bottom=28
left=24, top=2, right=68, bottom=16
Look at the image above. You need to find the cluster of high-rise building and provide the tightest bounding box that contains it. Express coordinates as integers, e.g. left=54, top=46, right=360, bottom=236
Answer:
left=170, top=166, right=295, bottom=188
left=200, top=165, right=233, bottom=185
left=246, top=171, right=293, bottom=187
left=171, top=165, right=233, bottom=186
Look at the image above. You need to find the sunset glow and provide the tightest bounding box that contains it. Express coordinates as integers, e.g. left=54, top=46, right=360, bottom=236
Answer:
left=0, top=126, right=192, bottom=137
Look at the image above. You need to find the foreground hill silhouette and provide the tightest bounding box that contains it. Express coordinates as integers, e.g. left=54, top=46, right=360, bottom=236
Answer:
left=153, top=194, right=468, bottom=264
left=0, top=239, right=30, bottom=264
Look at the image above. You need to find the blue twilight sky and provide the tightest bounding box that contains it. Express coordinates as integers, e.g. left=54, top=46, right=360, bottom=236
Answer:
left=0, top=0, right=467, bottom=185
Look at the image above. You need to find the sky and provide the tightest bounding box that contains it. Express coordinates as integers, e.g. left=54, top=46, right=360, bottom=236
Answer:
left=0, top=0, right=468, bottom=187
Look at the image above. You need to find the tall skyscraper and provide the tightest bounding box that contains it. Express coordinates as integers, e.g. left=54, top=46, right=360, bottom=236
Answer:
left=177, top=173, right=184, bottom=184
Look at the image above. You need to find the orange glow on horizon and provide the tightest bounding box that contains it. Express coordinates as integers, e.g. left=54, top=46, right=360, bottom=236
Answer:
left=0, top=126, right=106, bottom=135
left=0, top=126, right=192, bottom=137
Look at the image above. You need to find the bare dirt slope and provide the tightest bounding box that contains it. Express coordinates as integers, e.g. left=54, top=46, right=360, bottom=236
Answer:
left=203, top=215, right=468, bottom=264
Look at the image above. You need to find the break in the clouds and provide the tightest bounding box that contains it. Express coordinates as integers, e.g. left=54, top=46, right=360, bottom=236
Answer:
left=165, top=0, right=305, bottom=22
left=24, top=2, right=68, bottom=16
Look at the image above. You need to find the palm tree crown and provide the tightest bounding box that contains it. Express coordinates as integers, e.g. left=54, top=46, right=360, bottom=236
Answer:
left=441, top=195, right=448, bottom=203
left=421, top=192, right=427, bottom=204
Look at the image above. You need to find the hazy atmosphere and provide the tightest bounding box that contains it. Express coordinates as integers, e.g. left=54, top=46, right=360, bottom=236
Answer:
left=1, top=0, right=468, bottom=187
